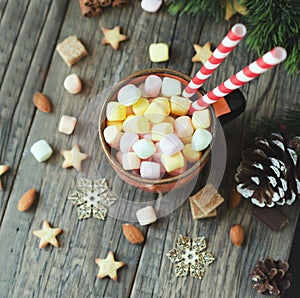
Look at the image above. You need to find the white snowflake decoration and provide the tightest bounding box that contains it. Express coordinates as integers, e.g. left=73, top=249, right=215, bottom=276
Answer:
left=68, top=178, right=117, bottom=220
left=167, top=235, right=215, bottom=279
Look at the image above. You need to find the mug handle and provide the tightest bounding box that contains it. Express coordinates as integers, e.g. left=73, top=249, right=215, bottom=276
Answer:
left=217, top=89, right=246, bottom=126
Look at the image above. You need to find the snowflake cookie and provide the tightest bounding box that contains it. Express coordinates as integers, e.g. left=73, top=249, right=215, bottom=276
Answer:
left=68, top=178, right=117, bottom=220
left=166, top=235, right=215, bottom=279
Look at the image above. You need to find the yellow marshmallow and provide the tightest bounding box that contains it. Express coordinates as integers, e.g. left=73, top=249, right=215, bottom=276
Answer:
left=182, top=144, right=202, bottom=163
left=144, top=102, right=168, bottom=123
left=106, top=120, right=123, bottom=131
left=161, top=152, right=185, bottom=172
left=151, top=122, right=174, bottom=141
left=170, top=96, right=192, bottom=116
left=123, top=115, right=150, bottom=134
left=192, top=109, right=211, bottom=129
left=106, top=102, right=126, bottom=121
left=152, top=97, right=170, bottom=114
left=133, top=98, right=149, bottom=116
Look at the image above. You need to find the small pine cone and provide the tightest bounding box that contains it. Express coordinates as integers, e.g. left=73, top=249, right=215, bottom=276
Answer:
left=112, top=0, right=128, bottom=7
left=251, top=256, right=291, bottom=296
left=235, top=133, right=300, bottom=207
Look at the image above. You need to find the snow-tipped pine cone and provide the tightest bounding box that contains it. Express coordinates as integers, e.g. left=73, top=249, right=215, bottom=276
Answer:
left=251, top=256, right=291, bottom=296
left=235, top=133, right=300, bottom=207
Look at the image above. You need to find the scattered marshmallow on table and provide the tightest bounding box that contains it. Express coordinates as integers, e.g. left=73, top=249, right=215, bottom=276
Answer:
left=106, top=102, right=126, bottom=121
left=192, top=109, right=211, bottom=129
left=132, top=139, right=156, bottom=159
left=120, top=132, right=139, bottom=153
left=174, top=116, right=194, bottom=138
left=170, top=96, right=192, bottom=116
left=123, top=115, right=150, bottom=134
left=149, top=43, right=169, bottom=63
left=151, top=122, right=173, bottom=141
left=63, top=74, right=82, bottom=94
left=141, top=0, right=163, bottom=13
left=136, top=206, right=157, bottom=225
left=161, top=152, right=185, bottom=173
left=144, top=75, right=162, bottom=97
left=58, top=115, right=77, bottom=135
left=140, top=161, right=161, bottom=179
left=133, top=98, right=150, bottom=116
left=182, top=144, right=202, bottom=163
left=160, top=133, right=184, bottom=156
left=122, top=152, right=141, bottom=170
left=191, top=128, right=212, bottom=151
left=161, top=77, right=181, bottom=97
left=103, top=125, right=123, bottom=148
left=30, top=140, right=53, bottom=162
left=117, top=84, right=141, bottom=106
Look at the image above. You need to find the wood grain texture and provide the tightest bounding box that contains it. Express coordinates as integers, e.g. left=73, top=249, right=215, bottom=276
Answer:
left=0, top=1, right=299, bottom=297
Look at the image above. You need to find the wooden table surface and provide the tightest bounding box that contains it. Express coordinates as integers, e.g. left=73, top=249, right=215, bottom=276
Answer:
left=0, top=1, right=299, bottom=297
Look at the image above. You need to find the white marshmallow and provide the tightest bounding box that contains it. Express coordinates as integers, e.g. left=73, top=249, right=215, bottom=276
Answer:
left=30, top=140, right=53, bottom=162
left=161, top=77, right=181, bottom=97
left=136, top=206, right=157, bottom=225
left=140, top=161, right=161, bottom=179
left=191, top=128, right=212, bottom=151
left=103, top=125, right=123, bottom=148
left=117, top=84, right=141, bottom=106
left=122, top=152, right=141, bottom=170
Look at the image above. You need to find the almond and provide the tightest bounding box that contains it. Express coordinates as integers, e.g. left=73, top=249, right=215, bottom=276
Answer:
left=122, top=223, right=144, bottom=244
left=32, top=92, right=51, bottom=113
left=228, top=184, right=242, bottom=209
left=230, top=224, right=244, bottom=247
left=18, top=188, right=36, bottom=212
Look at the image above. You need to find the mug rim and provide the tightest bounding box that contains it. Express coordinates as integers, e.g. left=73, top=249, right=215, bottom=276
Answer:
left=99, top=68, right=216, bottom=186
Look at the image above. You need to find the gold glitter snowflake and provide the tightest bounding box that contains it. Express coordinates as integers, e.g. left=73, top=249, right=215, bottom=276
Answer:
left=166, top=235, right=215, bottom=279
left=68, top=178, right=117, bottom=220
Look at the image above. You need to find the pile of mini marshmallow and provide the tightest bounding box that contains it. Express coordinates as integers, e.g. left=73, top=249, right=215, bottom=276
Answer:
left=103, top=75, right=212, bottom=180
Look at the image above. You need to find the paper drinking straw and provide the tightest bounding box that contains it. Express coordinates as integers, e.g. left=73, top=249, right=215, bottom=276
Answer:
left=182, top=24, right=247, bottom=98
left=189, top=47, right=287, bottom=113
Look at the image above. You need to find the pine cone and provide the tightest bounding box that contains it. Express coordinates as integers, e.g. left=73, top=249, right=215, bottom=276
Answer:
left=251, top=256, right=291, bottom=296
left=235, top=133, right=300, bottom=207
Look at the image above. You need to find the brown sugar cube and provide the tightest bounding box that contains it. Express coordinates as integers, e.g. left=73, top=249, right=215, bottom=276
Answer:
left=189, top=197, right=217, bottom=219
left=190, top=184, right=224, bottom=215
left=56, top=35, right=87, bottom=66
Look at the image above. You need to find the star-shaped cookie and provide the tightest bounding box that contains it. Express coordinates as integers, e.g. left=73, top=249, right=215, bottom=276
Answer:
left=192, top=42, right=213, bottom=64
left=225, top=0, right=247, bottom=20
left=101, top=26, right=127, bottom=50
left=95, top=251, right=125, bottom=281
left=33, top=221, right=62, bottom=249
left=0, top=165, right=9, bottom=190
left=61, top=144, right=89, bottom=171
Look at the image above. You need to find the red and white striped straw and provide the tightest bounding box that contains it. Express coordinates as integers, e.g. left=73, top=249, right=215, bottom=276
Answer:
left=189, top=47, right=287, bottom=113
left=182, top=24, right=247, bottom=98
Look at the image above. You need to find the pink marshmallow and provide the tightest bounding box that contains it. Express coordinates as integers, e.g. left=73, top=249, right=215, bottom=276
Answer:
left=174, top=116, right=193, bottom=138
left=140, top=161, right=161, bottom=179
left=160, top=133, right=184, bottom=156
left=120, top=132, right=139, bottom=153
left=144, top=75, right=162, bottom=97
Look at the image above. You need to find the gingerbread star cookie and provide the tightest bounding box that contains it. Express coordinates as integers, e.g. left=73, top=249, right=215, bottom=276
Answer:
left=101, top=26, right=127, bottom=50
left=192, top=42, right=213, bottom=64
left=0, top=165, right=9, bottom=190
left=95, top=251, right=125, bottom=281
left=33, top=221, right=62, bottom=249
left=225, top=0, right=247, bottom=21
left=61, top=144, right=89, bottom=171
